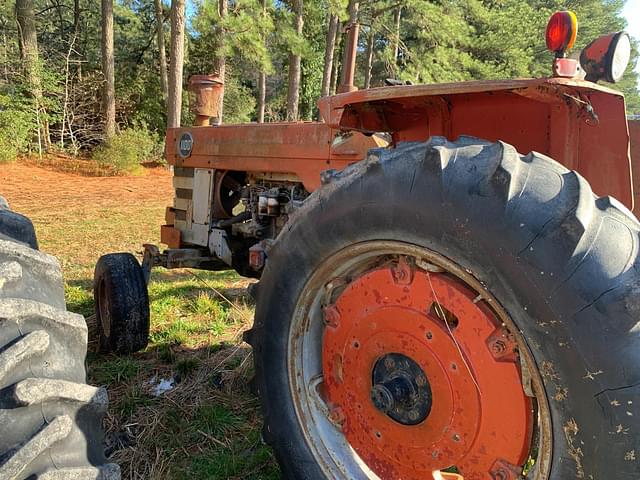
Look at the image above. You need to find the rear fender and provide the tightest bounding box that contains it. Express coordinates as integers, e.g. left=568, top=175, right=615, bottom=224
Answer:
left=319, top=78, right=633, bottom=210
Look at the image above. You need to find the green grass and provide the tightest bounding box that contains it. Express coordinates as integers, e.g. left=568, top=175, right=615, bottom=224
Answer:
left=147, top=274, right=241, bottom=349
left=188, top=431, right=280, bottom=480
left=117, top=385, right=154, bottom=417
left=90, top=356, right=141, bottom=385
left=81, top=268, right=270, bottom=478
left=8, top=167, right=279, bottom=479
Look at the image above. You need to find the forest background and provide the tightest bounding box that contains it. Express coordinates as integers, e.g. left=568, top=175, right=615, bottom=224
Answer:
left=1, top=0, right=639, bottom=171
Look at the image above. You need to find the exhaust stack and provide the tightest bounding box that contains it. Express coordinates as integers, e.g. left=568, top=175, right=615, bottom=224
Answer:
left=188, top=75, right=224, bottom=126
left=338, top=21, right=360, bottom=93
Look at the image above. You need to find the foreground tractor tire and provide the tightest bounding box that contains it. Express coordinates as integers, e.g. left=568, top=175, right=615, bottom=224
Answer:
left=0, top=199, right=119, bottom=479
left=248, top=137, right=640, bottom=479
left=0, top=198, right=37, bottom=249
left=93, top=253, right=150, bottom=354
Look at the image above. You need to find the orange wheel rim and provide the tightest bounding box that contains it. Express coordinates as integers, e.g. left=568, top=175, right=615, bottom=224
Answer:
left=322, top=260, right=534, bottom=479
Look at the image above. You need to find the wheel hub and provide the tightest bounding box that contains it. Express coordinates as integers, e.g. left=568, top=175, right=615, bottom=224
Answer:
left=370, top=353, right=432, bottom=425
left=321, top=259, right=533, bottom=479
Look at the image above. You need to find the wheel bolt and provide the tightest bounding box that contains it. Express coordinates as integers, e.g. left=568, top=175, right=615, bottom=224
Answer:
left=491, top=339, right=507, bottom=355
left=493, top=469, right=508, bottom=480
left=323, top=305, right=341, bottom=328
left=489, top=460, right=520, bottom=480
left=328, top=406, right=345, bottom=426
left=371, top=384, right=394, bottom=412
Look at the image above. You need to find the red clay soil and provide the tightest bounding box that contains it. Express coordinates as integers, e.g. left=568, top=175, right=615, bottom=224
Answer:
left=0, top=161, right=173, bottom=214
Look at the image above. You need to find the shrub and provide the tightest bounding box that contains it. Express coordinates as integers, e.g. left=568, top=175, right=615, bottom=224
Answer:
left=92, top=127, right=163, bottom=175
left=0, top=92, right=34, bottom=163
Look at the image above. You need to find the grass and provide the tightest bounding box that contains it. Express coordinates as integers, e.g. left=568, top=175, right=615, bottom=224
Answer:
left=89, top=271, right=279, bottom=479
left=6, top=164, right=279, bottom=479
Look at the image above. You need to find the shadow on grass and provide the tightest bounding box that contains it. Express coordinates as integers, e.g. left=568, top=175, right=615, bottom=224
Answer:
left=83, top=268, right=275, bottom=479
left=90, top=341, right=280, bottom=480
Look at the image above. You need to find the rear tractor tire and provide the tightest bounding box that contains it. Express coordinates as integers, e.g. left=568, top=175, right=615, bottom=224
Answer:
left=0, top=198, right=119, bottom=479
left=248, top=137, right=640, bottom=479
left=0, top=197, right=37, bottom=249
left=93, top=253, right=150, bottom=354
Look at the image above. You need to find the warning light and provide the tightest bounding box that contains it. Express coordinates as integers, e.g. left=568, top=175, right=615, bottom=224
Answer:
left=546, top=11, right=578, bottom=56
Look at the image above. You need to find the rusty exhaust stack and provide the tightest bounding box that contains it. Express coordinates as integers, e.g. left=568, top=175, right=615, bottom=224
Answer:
left=338, top=22, right=359, bottom=93
left=188, top=75, right=224, bottom=126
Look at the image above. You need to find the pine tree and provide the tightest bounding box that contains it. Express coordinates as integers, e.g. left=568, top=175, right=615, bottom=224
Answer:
left=154, top=0, right=169, bottom=106
left=168, top=0, right=185, bottom=128
left=16, top=0, right=50, bottom=149
left=287, top=0, right=304, bottom=120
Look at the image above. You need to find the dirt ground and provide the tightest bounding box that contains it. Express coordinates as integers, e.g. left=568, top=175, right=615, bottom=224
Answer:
left=1, top=162, right=174, bottom=280
left=1, top=162, right=173, bottom=216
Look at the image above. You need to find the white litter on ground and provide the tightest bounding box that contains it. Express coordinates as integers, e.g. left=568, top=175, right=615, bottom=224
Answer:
left=148, top=376, right=176, bottom=396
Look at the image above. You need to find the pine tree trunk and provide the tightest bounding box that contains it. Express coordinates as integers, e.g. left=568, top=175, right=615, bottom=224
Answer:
left=101, top=0, right=116, bottom=139
left=391, top=6, right=402, bottom=76
left=2, top=31, right=9, bottom=82
left=167, top=0, right=185, bottom=129
left=338, top=0, right=358, bottom=92
left=73, top=0, right=82, bottom=80
left=320, top=14, right=338, bottom=98
left=16, top=0, right=50, bottom=149
left=257, top=0, right=267, bottom=123
left=154, top=0, right=168, bottom=106
left=286, top=0, right=303, bottom=121
left=257, top=72, right=266, bottom=123
left=330, top=21, right=342, bottom=95
left=364, top=25, right=374, bottom=89
left=212, top=0, right=227, bottom=124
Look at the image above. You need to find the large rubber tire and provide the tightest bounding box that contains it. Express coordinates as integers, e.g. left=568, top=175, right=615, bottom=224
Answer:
left=93, top=253, right=149, bottom=354
left=0, top=202, right=119, bottom=479
left=0, top=196, right=37, bottom=249
left=248, top=137, right=640, bottom=479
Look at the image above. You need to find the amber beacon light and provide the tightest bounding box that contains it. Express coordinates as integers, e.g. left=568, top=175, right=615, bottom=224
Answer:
left=546, top=10, right=578, bottom=56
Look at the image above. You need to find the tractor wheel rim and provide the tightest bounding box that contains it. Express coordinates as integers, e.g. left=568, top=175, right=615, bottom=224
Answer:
left=287, top=241, right=552, bottom=480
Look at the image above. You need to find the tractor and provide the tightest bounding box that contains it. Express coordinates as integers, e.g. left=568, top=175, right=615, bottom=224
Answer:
left=94, top=11, right=640, bottom=480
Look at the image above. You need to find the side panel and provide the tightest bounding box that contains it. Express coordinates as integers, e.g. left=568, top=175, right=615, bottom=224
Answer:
left=192, top=169, right=213, bottom=225
left=630, top=120, right=640, bottom=216
left=166, top=123, right=382, bottom=192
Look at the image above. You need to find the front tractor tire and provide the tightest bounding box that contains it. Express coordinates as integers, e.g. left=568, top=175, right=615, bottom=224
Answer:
left=248, top=137, right=640, bottom=479
left=0, top=199, right=119, bottom=479
left=93, top=253, right=150, bottom=354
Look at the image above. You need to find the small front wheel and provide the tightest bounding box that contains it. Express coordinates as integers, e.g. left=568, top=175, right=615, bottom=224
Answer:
left=94, top=253, right=150, bottom=354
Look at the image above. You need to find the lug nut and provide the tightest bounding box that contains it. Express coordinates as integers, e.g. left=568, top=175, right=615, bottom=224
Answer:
left=328, top=406, right=345, bottom=426
left=493, top=469, right=508, bottom=480
left=491, top=339, right=507, bottom=355
left=323, top=305, right=341, bottom=328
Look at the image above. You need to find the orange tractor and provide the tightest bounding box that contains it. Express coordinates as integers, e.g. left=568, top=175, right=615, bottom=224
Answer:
left=95, top=12, right=640, bottom=480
